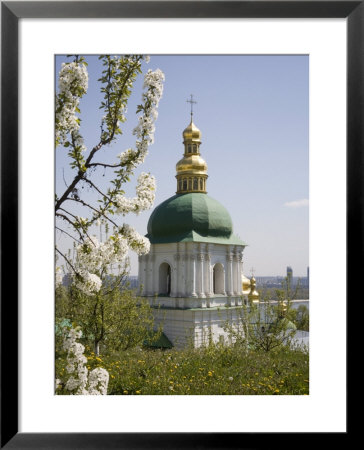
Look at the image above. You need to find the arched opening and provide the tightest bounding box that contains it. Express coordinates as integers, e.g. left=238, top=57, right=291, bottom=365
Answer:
left=159, top=263, right=171, bottom=295
left=213, top=263, right=225, bottom=295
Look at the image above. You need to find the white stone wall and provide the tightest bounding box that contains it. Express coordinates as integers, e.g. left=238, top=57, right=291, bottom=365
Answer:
left=139, top=242, right=246, bottom=300
left=152, top=306, right=247, bottom=348
left=138, top=241, right=247, bottom=348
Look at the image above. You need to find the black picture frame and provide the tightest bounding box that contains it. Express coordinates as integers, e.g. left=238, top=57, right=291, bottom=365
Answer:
left=1, top=1, right=355, bottom=448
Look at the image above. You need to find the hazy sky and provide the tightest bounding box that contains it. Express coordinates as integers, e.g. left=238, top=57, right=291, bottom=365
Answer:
left=56, top=54, right=309, bottom=277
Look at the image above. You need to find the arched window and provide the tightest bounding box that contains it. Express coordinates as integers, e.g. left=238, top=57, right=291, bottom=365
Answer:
left=183, top=178, right=187, bottom=190
left=179, top=179, right=182, bottom=191
left=193, top=177, right=198, bottom=190
left=199, top=178, right=203, bottom=190
left=213, top=263, right=225, bottom=294
left=193, top=144, right=197, bottom=152
left=187, top=144, right=192, bottom=153
left=159, top=263, right=171, bottom=295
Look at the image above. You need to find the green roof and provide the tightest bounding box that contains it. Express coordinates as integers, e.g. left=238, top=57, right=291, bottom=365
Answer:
left=147, top=193, right=246, bottom=246
left=269, top=317, right=297, bottom=332
left=55, top=318, right=72, bottom=336
left=144, top=332, right=173, bottom=349
left=151, top=304, right=246, bottom=312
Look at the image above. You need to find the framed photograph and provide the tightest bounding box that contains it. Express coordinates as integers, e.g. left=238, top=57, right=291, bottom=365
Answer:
left=1, top=1, right=356, bottom=447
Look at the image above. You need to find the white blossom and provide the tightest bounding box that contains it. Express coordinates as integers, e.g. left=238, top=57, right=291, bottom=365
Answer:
left=57, top=60, right=165, bottom=297
left=58, top=327, right=109, bottom=395
left=118, top=68, right=164, bottom=171
left=122, top=224, right=150, bottom=255
left=55, top=61, right=88, bottom=147
left=115, top=172, right=156, bottom=215
left=73, top=270, right=102, bottom=296
left=55, top=266, right=63, bottom=287
left=88, top=368, right=109, bottom=395
left=72, top=221, right=151, bottom=295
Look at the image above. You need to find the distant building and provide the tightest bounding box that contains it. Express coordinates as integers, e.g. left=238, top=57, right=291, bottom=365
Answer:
left=126, top=276, right=139, bottom=289
left=255, top=268, right=309, bottom=292
left=62, top=273, right=73, bottom=287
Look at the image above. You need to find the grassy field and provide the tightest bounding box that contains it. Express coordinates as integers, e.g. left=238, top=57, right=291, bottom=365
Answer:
left=56, top=343, right=309, bottom=395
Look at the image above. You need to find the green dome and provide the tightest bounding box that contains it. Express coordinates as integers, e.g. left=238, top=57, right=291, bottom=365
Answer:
left=269, top=318, right=297, bottom=333
left=147, top=193, right=246, bottom=245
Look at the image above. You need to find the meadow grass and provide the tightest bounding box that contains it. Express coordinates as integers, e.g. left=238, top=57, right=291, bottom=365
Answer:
left=65, top=343, right=309, bottom=395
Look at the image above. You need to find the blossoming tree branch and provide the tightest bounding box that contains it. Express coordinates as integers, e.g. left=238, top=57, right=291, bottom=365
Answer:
left=55, top=55, right=165, bottom=295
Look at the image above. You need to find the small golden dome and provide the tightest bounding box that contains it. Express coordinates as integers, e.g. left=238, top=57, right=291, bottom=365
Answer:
left=176, top=154, right=208, bottom=176
left=278, top=300, right=288, bottom=317
left=248, top=276, right=260, bottom=303
left=242, top=274, right=251, bottom=294
left=183, top=120, right=201, bottom=143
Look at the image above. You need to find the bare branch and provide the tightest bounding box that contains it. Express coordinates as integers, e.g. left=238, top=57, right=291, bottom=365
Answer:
left=67, top=197, right=120, bottom=229
left=56, top=213, right=85, bottom=242
left=55, top=226, right=82, bottom=244
left=62, top=168, right=69, bottom=188
left=57, top=209, right=96, bottom=246
left=88, top=161, right=125, bottom=169
left=56, top=247, right=77, bottom=275
left=82, top=177, right=115, bottom=205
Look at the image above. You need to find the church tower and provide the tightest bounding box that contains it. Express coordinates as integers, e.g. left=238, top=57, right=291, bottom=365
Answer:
left=139, top=106, right=249, bottom=347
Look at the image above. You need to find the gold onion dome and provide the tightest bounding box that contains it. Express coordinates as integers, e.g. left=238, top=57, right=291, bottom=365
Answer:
left=248, top=276, right=260, bottom=303
left=176, top=155, right=207, bottom=176
left=183, top=120, right=202, bottom=142
left=242, top=274, right=251, bottom=295
left=176, top=119, right=208, bottom=194
left=278, top=300, right=288, bottom=317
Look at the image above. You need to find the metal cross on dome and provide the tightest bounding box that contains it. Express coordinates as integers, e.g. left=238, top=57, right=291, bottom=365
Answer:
left=186, top=94, right=197, bottom=119
left=250, top=267, right=256, bottom=277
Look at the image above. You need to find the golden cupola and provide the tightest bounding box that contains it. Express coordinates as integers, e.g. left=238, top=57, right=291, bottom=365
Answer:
left=176, top=119, right=208, bottom=194
left=248, top=277, right=260, bottom=304
left=183, top=121, right=202, bottom=142
left=242, top=274, right=251, bottom=295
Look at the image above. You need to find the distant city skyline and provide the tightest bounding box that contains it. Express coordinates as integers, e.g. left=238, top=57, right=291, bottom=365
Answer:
left=56, top=55, right=309, bottom=277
